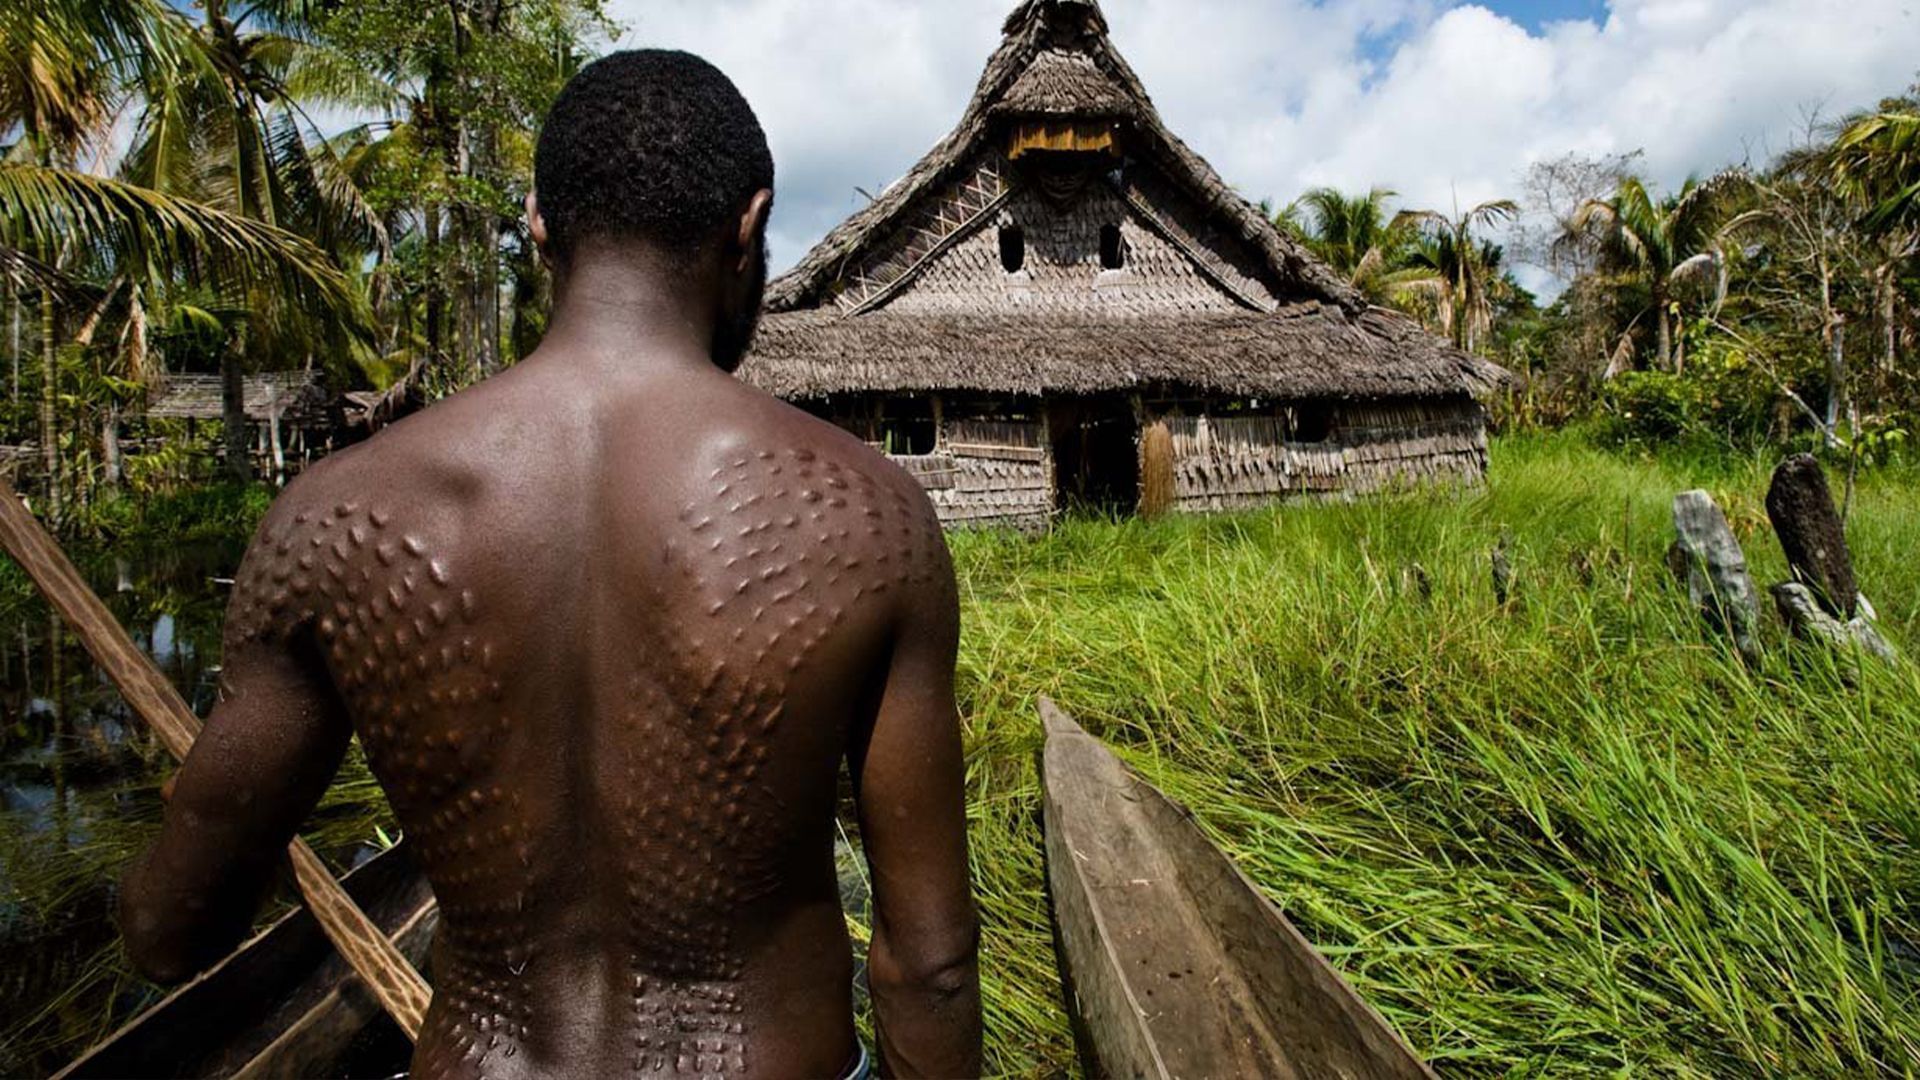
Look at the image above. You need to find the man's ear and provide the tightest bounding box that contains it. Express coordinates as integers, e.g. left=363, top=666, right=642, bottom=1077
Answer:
left=526, top=190, right=551, bottom=266
left=733, top=189, right=774, bottom=272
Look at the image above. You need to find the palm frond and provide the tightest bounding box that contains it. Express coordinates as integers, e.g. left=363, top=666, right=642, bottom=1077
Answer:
left=1463, top=199, right=1520, bottom=232
left=0, top=162, right=363, bottom=331
left=276, top=39, right=402, bottom=113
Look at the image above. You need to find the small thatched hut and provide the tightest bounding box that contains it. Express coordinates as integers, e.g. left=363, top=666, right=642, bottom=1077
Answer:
left=739, top=0, right=1507, bottom=528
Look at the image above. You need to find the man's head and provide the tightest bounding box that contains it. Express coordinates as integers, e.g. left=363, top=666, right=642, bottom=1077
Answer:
left=530, top=50, right=775, bottom=371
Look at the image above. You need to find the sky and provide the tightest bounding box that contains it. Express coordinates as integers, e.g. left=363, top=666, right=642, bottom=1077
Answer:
left=605, top=0, right=1919, bottom=294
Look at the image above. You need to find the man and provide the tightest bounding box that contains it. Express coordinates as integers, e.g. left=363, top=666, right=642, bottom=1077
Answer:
left=119, top=51, right=981, bottom=1079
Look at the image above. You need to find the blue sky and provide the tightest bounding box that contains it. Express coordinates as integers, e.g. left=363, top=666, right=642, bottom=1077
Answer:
left=1501, top=0, right=1612, bottom=30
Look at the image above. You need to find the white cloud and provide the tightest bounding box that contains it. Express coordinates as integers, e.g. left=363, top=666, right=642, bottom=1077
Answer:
left=606, top=0, right=1920, bottom=288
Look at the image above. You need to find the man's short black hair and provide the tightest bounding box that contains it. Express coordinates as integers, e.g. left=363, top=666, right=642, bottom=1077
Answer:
left=534, top=50, right=774, bottom=261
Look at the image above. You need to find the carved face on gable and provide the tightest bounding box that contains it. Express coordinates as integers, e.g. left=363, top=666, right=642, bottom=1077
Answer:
left=1020, top=150, right=1100, bottom=208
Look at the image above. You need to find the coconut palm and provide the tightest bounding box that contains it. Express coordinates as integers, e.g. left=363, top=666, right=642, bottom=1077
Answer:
left=1393, top=199, right=1519, bottom=355
left=124, top=0, right=387, bottom=477
left=1287, top=188, right=1415, bottom=302
left=1831, top=110, right=1920, bottom=234
left=1557, top=174, right=1742, bottom=373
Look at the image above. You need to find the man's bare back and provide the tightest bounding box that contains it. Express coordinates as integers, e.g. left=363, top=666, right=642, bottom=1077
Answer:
left=118, top=50, right=980, bottom=1079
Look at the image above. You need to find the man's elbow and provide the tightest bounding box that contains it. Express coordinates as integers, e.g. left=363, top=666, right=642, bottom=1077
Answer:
left=871, top=923, right=981, bottom=1003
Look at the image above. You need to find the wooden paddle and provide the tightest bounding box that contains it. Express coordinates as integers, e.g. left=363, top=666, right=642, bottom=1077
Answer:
left=0, top=479, right=431, bottom=1041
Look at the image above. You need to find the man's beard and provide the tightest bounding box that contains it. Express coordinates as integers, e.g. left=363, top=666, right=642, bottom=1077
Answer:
left=711, top=243, right=768, bottom=374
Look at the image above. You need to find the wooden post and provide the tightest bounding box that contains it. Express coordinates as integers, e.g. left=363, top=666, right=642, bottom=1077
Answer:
left=1765, top=455, right=1858, bottom=620
left=1671, top=490, right=1761, bottom=664
left=0, top=479, right=431, bottom=1040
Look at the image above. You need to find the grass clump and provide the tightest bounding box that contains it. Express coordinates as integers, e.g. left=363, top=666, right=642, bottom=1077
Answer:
left=943, top=430, right=1919, bottom=1077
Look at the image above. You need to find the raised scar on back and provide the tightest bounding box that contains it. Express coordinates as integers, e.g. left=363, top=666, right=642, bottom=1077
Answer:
left=233, top=503, right=533, bottom=1062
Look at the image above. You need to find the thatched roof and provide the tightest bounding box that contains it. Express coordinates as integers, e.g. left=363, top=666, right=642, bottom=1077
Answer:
left=994, top=49, right=1132, bottom=118
left=765, top=0, right=1358, bottom=314
left=751, top=304, right=1509, bottom=402
left=745, top=0, right=1508, bottom=405
left=147, top=371, right=332, bottom=425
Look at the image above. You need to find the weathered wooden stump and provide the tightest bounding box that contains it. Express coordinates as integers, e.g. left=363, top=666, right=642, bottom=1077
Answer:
left=1491, top=529, right=1515, bottom=607
left=1765, top=454, right=1858, bottom=619
left=1671, top=490, right=1761, bottom=664
left=1402, top=562, right=1433, bottom=604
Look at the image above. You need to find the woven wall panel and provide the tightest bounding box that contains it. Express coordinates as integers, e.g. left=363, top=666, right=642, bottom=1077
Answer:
left=889, top=416, right=1057, bottom=529
left=1158, top=402, right=1488, bottom=511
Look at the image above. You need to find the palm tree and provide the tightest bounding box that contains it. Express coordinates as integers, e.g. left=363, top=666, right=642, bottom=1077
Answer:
left=1393, top=199, right=1519, bottom=355
left=1832, top=109, right=1920, bottom=234
left=1287, top=188, right=1410, bottom=300
left=125, top=0, right=385, bottom=479
left=1558, top=175, right=1741, bottom=373
left=1828, top=107, right=1919, bottom=374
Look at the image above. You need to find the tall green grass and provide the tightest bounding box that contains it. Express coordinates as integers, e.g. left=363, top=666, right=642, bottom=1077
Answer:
left=944, top=431, right=1919, bottom=1077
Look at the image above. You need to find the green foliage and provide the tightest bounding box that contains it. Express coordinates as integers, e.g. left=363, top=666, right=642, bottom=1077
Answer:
left=1597, top=336, right=1786, bottom=449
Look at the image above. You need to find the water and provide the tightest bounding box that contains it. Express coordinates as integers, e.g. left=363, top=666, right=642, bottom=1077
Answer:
left=0, top=542, right=242, bottom=1075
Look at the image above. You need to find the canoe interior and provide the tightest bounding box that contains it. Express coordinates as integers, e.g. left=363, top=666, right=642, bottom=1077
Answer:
left=1039, top=699, right=1435, bottom=1080
left=57, top=844, right=434, bottom=1080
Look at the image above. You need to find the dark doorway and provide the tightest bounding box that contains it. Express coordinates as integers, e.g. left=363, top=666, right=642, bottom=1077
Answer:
left=1048, top=396, right=1140, bottom=516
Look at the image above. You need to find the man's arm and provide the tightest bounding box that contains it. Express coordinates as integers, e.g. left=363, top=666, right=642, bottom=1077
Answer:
left=119, top=517, right=354, bottom=985
left=850, top=517, right=982, bottom=1079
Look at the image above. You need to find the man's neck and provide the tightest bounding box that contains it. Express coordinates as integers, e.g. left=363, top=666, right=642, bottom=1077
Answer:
left=537, top=249, right=721, bottom=376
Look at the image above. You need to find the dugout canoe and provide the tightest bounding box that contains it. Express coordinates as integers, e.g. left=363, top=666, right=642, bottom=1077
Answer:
left=56, top=844, right=435, bottom=1079
left=1038, top=698, right=1436, bottom=1080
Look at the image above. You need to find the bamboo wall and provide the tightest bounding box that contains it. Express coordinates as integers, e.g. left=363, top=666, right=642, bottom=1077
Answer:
left=888, top=418, right=1054, bottom=530
left=1154, top=399, right=1486, bottom=513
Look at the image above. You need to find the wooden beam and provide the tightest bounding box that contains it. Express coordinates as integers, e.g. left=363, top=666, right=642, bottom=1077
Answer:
left=0, top=479, right=432, bottom=1041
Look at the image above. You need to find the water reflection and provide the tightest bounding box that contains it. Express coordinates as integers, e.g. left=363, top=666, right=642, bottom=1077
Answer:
left=0, top=542, right=237, bottom=1075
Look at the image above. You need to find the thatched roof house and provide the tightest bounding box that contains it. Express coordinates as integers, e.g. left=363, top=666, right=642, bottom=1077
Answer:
left=739, top=0, right=1505, bottom=526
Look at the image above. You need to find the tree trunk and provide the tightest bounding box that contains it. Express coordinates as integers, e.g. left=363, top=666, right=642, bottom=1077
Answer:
left=424, top=207, right=444, bottom=374
left=1825, top=314, right=1847, bottom=436
left=1879, top=265, right=1897, bottom=374
left=39, top=290, right=61, bottom=523
left=268, top=399, right=286, bottom=487
left=101, top=406, right=123, bottom=491
left=221, top=345, right=250, bottom=483
left=1652, top=280, right=1672, bottom=372
left=9, top=292, right=19, bottom=408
